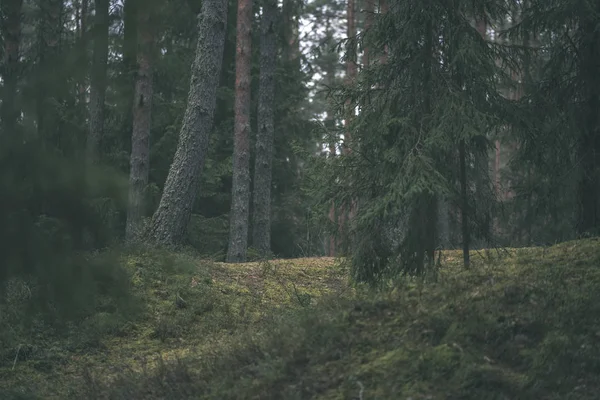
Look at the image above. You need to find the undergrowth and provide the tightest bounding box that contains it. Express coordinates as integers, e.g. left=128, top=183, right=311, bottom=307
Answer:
left=2, top=239, right=600, bottom=399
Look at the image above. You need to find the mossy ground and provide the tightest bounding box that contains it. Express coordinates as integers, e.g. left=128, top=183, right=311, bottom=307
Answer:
left=2, top=239, right=600, bottom=399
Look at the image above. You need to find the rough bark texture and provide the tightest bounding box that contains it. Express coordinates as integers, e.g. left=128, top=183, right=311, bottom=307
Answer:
left=251, top=0, right=278, bottom=256
left=146, top=0, right=228, bottom=245
left=0, top=0, right=23, bottom=135
left=126, top=4, right=154, bottom=242
left=226, top=0, right=253, bottom=263
left=86, top=0, right=109, bottom=162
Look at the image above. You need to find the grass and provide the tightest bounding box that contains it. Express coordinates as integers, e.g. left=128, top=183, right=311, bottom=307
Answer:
left=2, top=239, right=600, bottom=399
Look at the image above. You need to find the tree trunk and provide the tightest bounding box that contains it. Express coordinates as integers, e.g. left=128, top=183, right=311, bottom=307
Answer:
left=324, top=14, right=337, bottom=257
left=577, top=20, right=600, bottom=236
left=252, top=0, right=278, bottom=257
left=0, top=0, right=23, bottom=135
left=76, top=0, right=89, bottom=107
left=126, top=3, right=155, bottom=242
left=226, top=0, right=253, bottom=263
left=459, top=138, right=470, bottom=268
left=146, top=0, right=228, bottom=245
left=36, top=0, right=63, bottom=145
left=122, top=0, right=138, bottom=152
left=86, top=0, right=109, bottom=162
left=362, top=0, right=374, bottom=68
left=282, top=0, right=300, bottom=67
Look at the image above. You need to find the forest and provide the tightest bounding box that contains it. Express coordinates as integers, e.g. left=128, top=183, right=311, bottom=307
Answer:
left=1, top=0, right=600, bottom=398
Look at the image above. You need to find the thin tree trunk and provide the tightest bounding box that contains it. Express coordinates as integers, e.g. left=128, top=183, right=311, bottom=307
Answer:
left=86, top=0, right=109, bottom=162
left=459, top=139, right=470, bottom=268
left=146, top=0, right=228, bottom=245
left=324, top=14, right=337, bottom=257
left=122, top=0, right=138, bottom=152
left=0, top=0, right=23, bottom=135
left=227, top=0, right=254, bottom=263
left=77, top=0, right=89, bottom=106
left=252, top=0, right=278, bottom=257
left=340, top=0, right=357, bottom=253
left=126, top=3, right=155, bottom=242
left=36, top=0, right=63, bottom=145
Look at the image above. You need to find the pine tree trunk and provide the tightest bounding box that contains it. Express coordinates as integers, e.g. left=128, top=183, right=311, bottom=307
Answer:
left=76, top=0, right=89, bottom=107
left=324, top=14, right=337, bottom=257
left=146, top=0, right=228, bottom=245
left=0, top=0, right=23, bottom=135
left=282, top=0, right=300, bottom=67
left=227, top=0, right=253, bottom=263
left=86, top=0, right=109, bottom=162
left=252, top=0, right=278, bottom=257
left=122, top=0, right=138, bottom=152
left=126, top=3, right=155, bottom=242
left=363, top=0, right=374, bottom=68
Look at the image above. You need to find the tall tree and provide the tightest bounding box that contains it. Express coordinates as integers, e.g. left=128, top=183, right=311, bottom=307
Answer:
left=86, top=0, right=110, bottom=161
left=36, top=0, right=63, bottom=145
left=146, top=0, right=228, bottom=245
left=252, top=0, right=278, bottom=256
left=226, top=0, right=253, bottom=263
left=126, top=1, right=155, bottom=241
left=0, top=0, right=23, bottom=135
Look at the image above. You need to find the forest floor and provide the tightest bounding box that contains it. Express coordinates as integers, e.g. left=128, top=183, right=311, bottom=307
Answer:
left=2, top=239, right=600, bottom=399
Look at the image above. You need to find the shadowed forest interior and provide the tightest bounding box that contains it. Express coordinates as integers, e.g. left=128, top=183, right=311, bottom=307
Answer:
left=1, top=0, right=600, bottom=398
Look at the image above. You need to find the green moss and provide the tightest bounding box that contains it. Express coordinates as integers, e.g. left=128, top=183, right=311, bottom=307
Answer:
left=3, top=239, right=600, bottom=399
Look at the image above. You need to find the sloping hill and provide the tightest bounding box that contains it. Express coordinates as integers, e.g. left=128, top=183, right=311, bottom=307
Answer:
left=3, top=239, right=600, bottom=399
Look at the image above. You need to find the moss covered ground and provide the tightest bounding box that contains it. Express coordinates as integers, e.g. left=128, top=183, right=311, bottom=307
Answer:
left=2, top=239, right=600, bottom=399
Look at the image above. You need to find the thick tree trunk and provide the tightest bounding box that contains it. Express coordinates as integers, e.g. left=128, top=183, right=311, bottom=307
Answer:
left=252, top=0, right=278, bottom=256
left=146, top=0, right=228, bottom=245
left=0, top=0, right=23, bottom=135
left=226, top=0, right=253, bottom=263
left=86, top=0, right=109, bottom=162
left=126, top=3, right=155, bottom=242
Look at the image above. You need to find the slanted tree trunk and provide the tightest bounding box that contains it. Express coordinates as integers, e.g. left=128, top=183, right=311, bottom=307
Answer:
left=146, top=0, right=228, bottom=245
left=252, top=0, right=278, bottom=257
left=0, top=0, right=23, bottom=135
left=126, top=2, right=155, bottom=242
left=86, top=0, right=109, bottom=162
left=226, top=0, right=253, bottom=263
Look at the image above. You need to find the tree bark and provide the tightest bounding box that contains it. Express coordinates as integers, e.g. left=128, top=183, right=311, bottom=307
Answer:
left=226, top=0, right=254, bottom=263
left=36, top=0, right=63, bottom=145
left=146, top=0, right=228, bottom=245
left=122, top=0, right=138, bottom=152
left=362, top=0, right=374, bottom=68
left=0, top=0, right=23, bottom=135
left=126, top=3, right=155, bottom=242
left=86, top=0, right=110, bottom=162
left=252, top=0, right=278, bottom=256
